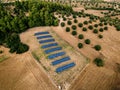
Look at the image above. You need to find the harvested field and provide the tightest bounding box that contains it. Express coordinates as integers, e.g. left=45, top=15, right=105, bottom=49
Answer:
left=0, top=47, right=57, bottom=90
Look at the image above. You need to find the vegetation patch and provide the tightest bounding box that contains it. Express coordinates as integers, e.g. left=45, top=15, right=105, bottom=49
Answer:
left=94, top=45, right=101, bottom=51
left=0, top=55, right=9, bottom=62
left=31, top=51, right=40, bottom=62
left=78, top=43, right=83, bottom=49
left=94, top=58, right=104, bottom=67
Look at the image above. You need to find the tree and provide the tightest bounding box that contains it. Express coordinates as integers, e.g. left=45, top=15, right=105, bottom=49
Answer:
left=78, top=23, right=83, bottom=27
left=61, top=22, right=65, bottom=27
left=98, top=34, right=103, bottom=39
left=88, top=25, right=93, bottom=30
left=83, top=21, right=88, bottom=25
left=72, top=31, right=77, bottom=36
left=94, top=45, right=101, bottom=51
left=78, top=34, right=84, bottom=39
left=82, top=27, right=87, bottom=31
left=78, top=43, right=83, bottom=49
left=94, top=58, right=104, bottom=67
left=72, top=25, right=77, bottom=30
left=67, top=20, right=72, bottom=25
left=85, top=39, right=91, bottom=44
left=66, top=27, right=70, bottom=32
left=74, top=19, right=78, bottom=23
left=93, top=29, right=98, bottom=34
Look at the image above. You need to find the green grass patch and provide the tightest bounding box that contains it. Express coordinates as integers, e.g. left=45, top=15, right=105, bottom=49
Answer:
left=31, top=51, right=40, bottom=62
left=0, top=55, right=9, bottom=62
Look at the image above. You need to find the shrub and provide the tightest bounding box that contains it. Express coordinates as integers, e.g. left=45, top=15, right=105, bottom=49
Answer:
left=98, top=34, right=103, bottom=39
left=78, top=43, right=83, bottom=49
left=93, top=29, right=98, bottom=34
left=94, top=24, right=98, bottom=28
left=72, top=25, right=77, bottom=30
left=104, top=22, right=107, bottom=25
left=63, top=17, right=67, bottom=21
left=66, top=27, right=70, bottom=32
left=16, top=43, right=29, bottom=54
left=94, top=45, right=101, bottom=51
left=0, top=50, right=3, bottom=54
left=94, top=58, right=104, bottom=67
left=109, top=23, right=113, bottom=26
left=85, top=39, right=91, bottom=44
left=61, top=22, right=65, bottom=27
left=99, top=23, right=103, bottom=26
left=116, top=26, right=120, bottom=31
left=89, top=20, right=92, bottom=23
left=78, top=23, right=83, bottom=27
left=99, top=28, right=104, bottom=32
left=104, top=26, right=108, bottom=30
left=71, top=31, right=77, bottom=36
left=73, top=15, right=77, bottom=18
left=67, top=20, right=72, bottom=25
left=83, top=21, right=88, bottom=25
left=88, top=25, right=93, bottom=30
left=74, top=19, right=78, bottom=23
left=78, top=34, right=84, bottom=39
left=82, top=27, right=87, bottom=31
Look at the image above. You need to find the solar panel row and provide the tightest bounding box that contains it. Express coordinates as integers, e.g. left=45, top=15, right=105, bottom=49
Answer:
left=52, top=56, right=70, bottom=66
left=48, top=52, right=65, bottom=59
left=37, top=35, right=52, bottom=39
left=56, top=62, right=75, bottom=73
left=44, top=47, right=62, bottom=54
left=34, top=31, right=49, bottom=36
left=41, top=43, right=58, bottom=49
left=39, top=39, right=55, bottom=44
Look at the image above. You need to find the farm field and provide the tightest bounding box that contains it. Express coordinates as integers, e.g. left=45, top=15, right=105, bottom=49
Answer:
left=0, top=46, right=57, bottom=90
left=0, top=0, right=120, bottom=90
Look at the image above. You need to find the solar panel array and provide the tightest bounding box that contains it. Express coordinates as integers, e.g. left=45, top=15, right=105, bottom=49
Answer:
left=37, top=35, right=52, bottom=39
left=39, top=39, right=55, bottom=44
left=35, top=31, right=76, bottom=73
left=34, top=31, right=49, bottom=36
left=44, top=47, right=62, bottom=54
left=56, top=62, right=75, bottom=73
left=48, top=52, right=65, bottom=59
left=52, top=56, right=70, bottom=66
left=41, top=43, right=58, bottom=49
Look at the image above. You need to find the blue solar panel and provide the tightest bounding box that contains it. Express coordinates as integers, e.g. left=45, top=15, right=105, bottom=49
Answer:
left=52, top=56, right=70, bottom=66
left=44, top=47, right=62, bottom=54
left=48, top=52, right=65, bottom=59
left=39, top=39, right=55, bottom=44
left=41, top=43, right=58, bottom=49
left=37, top=35, right=52, bottom=39
left=34, top=31, right=49, bottom=36
left=56, top=62, right=75, bottom=73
